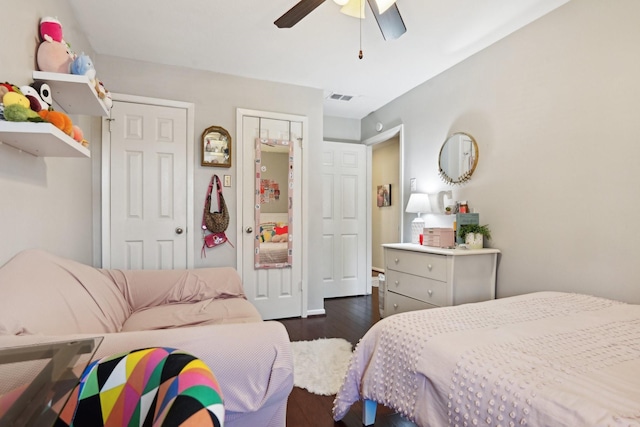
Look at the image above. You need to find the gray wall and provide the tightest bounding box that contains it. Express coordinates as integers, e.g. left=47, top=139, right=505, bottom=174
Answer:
left=1, top=0, right=326, bottom=315
left=362, top=0, right=640, bottom=303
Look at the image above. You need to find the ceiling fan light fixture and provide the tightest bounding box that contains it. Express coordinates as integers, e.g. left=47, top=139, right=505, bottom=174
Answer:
left=340, top=0, right=365, bottom=19
left=374, top=0, right=396, bottom=14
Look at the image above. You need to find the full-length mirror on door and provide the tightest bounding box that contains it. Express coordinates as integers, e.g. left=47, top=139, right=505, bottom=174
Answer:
left=254, top=138, right=293, bottom=269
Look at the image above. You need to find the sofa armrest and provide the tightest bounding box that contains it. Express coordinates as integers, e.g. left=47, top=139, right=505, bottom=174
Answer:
left=0, top=321, right=293, bottom=421
left=101, top=267, right=247, bottom=311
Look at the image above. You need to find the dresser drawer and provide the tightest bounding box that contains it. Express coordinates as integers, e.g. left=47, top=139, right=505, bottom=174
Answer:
left=386, top=270, right=449, bottom=307
left=385, top=291, right=438, bottom=316
left=385, top=249, right=447, bottom=282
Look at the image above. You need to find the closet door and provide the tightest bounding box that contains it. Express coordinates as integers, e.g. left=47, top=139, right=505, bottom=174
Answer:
left=237, top=109, right=305, bottom=320
left=322, top=141, right=367, bottom=298
left=107, top=99, right=189, bottom=270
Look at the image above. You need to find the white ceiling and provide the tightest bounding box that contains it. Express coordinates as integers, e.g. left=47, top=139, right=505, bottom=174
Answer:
left=67, top=0, right=569, bottom=119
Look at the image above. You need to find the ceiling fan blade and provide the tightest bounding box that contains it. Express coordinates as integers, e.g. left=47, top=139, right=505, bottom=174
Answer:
left=275, top=0, right=327, bottom=28
left=366, top=0, right=406, bottom=40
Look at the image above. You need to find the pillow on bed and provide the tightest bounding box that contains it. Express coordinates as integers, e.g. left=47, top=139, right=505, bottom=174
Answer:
left=271, top=233, right=288, bottom=243
left=259, top=223, right=276, bottom=242
left=274, top=225, right=288, bottom=235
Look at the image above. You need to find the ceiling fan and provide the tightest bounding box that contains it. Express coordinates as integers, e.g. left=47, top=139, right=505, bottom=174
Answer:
left=274, top=0, right=406, bottom=41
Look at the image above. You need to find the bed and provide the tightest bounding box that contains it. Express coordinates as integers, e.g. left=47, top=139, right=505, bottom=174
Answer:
left=259, top=241, right=289, bottom=264
left=333, top=292, right=640, bottom=426
left=256, top=213, right=291, bottom=267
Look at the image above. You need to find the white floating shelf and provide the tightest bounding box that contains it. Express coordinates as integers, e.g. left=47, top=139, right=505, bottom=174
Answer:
left=0, top=121, right=90, bottom=158
left=32, top=71, right=109, bottom=117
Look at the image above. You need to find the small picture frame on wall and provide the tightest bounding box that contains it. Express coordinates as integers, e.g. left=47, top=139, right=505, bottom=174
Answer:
left=201, top=126, right=231, bottom=168
left=377, top=184, right=391, bottom=207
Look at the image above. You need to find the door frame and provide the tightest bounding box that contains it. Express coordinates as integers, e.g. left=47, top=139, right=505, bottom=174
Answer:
left=363, top=124, right=405, bottom=290
left=236, top=108, right=309, bottom=317
left=100, top=93, right=196, bottom=269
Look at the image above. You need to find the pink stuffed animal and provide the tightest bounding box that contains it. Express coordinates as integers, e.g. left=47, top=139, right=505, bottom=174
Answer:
left=39, top=17, right=63, bottom=43
left=36, top=16, right=74, bottom=73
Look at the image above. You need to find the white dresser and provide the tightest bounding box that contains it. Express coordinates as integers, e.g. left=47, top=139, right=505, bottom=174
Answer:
left=382, top=243, right=500, bottom=316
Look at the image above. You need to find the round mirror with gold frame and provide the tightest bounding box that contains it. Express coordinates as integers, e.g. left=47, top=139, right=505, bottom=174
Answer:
left=201, top=126, right=231, bottom=168
left=438, top=132, right=478, bottom=185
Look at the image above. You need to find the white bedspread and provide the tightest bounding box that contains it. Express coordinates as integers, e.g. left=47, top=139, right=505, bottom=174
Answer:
left=333, top=292, right=640, bottom=426
left=258, top=242, right=288, bottom=264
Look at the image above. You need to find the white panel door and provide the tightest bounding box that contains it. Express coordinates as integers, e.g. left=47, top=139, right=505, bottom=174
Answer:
left=322, top=141, right=367, bottom=298
left=238, top=113, right=303, bottom=320
left=109, top=101, right=187, bottom=269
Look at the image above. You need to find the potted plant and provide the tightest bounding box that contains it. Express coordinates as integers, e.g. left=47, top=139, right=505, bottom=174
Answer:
left=459, top=224, right=491, bottom=249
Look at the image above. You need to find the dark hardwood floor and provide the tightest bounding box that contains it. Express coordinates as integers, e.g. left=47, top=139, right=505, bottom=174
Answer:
left=278, top=291, right=417, bottom=427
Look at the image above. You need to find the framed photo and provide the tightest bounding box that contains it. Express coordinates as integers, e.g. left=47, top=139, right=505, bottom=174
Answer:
left=377, top=184, right=391, bottom=207
left=201, top=126, right=231, bottom=168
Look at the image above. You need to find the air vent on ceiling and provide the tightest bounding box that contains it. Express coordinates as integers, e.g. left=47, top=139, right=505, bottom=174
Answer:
left=328, top=93, right=354, bottom=101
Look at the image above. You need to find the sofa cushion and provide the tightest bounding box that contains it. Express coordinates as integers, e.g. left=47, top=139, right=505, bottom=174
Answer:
left=0, top=249, right=130, bottom=335
left=101, top=267, right=248, bottom=312
left=121, top=298, right=262, bottom=332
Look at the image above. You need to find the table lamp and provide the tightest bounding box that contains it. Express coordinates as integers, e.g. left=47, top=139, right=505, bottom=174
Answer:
left=405, top=193, right=431, bottom=244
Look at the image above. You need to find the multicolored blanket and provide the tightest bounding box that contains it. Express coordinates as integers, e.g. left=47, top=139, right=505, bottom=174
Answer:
left=56, top=347, right=224, bottom=427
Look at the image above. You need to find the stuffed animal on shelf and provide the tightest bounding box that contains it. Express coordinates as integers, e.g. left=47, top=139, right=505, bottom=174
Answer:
left=30, top=82, right=53, bottom=108
left=19, top=84, right=50, bottom=112
left=38, top=109, right=73, bottom=135
left=2, top=90, right=30, bottom=109
left=95, top=79, right=113, bottom=109
left=70, top=53, right=96, bottom=82
left=39, top=16, right=64, bottom=43
left=3, top=103, right=45, bottom=122
left=37, top=16, right=74, bottom=73
left=1, top=86, right=44, bottom=122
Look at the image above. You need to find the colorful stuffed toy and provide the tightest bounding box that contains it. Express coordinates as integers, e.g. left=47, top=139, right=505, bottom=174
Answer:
left=37, top=16, right=74, bottom=73
left=30, top=82, right=53, bottom=108
left=3, top=104, right=45, bottom=122
left=95, top=79, right=113, bottom=109
left=19, top=85, right=50, bottom=112
left=70, top=54, right=96, bottom=82
left=39, top=16, right=64, bottom=43
left=38, top=109, right=73, bottom=135
left=2, top=91, right=30, bottom=109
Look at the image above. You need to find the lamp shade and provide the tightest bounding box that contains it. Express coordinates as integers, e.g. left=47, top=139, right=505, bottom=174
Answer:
left=340, top=0, right=366, bottom=18
left=333, top=0, right=349, bottom=5
left=374, top=0, right=396, bottom=14
left=405, top=193, right=431, bottom=215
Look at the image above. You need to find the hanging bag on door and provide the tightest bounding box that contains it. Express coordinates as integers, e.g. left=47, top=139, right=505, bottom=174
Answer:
left=203, top=175, right=229, bottom=233
left=202, top=175, right=233, bottom=255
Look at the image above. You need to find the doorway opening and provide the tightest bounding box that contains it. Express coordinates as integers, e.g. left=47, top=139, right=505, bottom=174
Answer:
left=364, top=125, right=404, bottom=293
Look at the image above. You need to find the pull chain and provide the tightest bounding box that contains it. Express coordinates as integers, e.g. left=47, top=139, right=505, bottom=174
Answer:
left=358, top=0, right=363, bottom=59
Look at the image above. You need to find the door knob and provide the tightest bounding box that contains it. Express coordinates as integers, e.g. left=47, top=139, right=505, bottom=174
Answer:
left=175, top=227, right=184, bottom=234
left=245, top=227, right=253, bottom=234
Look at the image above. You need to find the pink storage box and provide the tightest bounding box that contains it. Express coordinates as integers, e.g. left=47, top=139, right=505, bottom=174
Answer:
left=423, top=227, right=455, bottom=248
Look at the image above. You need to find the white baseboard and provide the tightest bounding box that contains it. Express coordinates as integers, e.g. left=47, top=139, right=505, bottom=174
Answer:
left=306, top=309, right=326, bottom=317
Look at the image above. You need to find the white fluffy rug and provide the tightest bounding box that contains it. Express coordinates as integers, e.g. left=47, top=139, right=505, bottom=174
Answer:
left=291, top=338, right=353, bottom=396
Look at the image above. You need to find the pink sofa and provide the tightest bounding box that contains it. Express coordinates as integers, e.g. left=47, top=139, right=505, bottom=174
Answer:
left=0, top=249, right=293, bottom=427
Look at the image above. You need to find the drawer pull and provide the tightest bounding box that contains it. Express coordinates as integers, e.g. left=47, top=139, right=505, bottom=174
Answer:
left=394, top=280, right=399, bottom=287
left=428, top=264, right=433, bottom=270
left=393, top=304, right=398, bottom=309
left=428, top=289, right=433, bottom=296
left=394, top=258, right=399, bottom=264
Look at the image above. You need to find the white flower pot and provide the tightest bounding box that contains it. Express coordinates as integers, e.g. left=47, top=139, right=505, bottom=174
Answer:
left=465, top=233, right=483, bottom=249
